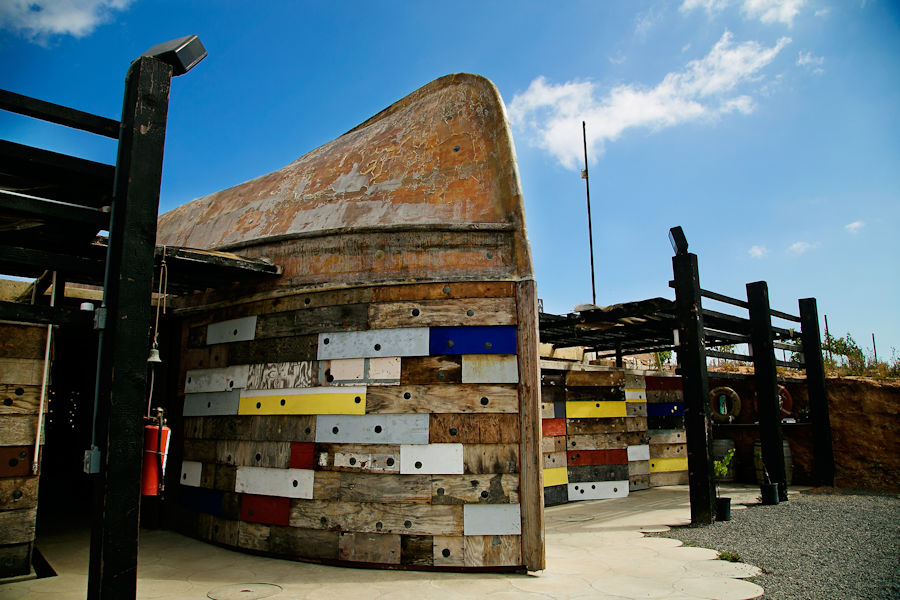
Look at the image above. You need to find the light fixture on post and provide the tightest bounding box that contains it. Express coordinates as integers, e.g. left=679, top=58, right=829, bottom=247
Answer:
left=669, top=225, right=689, bottom=256
left=140, top=35, right=207, bottom=76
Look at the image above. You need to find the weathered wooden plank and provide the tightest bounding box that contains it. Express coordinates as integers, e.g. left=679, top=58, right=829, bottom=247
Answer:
left=565, top=417, right=628, bottom=435
left=0, top=415, right=42, bottom=446
left=464, top=534, right=522, bottom=567
left=257, top=304, right=368, bottom=339
left=400, top=356, right=462, bottom=384
left=213, top=464, right=237, bottom=492
left=239, top=386, right=366, bottom=415
left=567, top=464, right=630, bottom=483
left=627, top=445, right=651, bottom=461
left=372, top=282, right=515, bottom=303
left=542, top=466, right=568, bottom=488
left=250, top=415, right=316, bottom=442
left=565, top=401, right=627, bottom=419
left=215, top=441, right=292, bottom=468
left=179, top=460, right=203, bottom=487
left=539, top=400, right=555, bottom=419
left=542, top=451, right=566, bottom=470
left=0, top=476, right=39, bottom=510
left=566, top=386, right=625, bottom=402
left=315, top=414, right=428, bottom=444
left=541, top=418, right=565, bottom=437
left=0, top=543, right=31, bottom=578
left=646, top=389, right=684, bottom=403
left=240, top=493, right=290, bottom=526
left=183, top=390, right=241, bottom=417
left=433, top=535, right=465, bottom=567
left=463, top=504, right=521, bottom=535
left=268, top=525, right=339, bottom=560
left=365, top=384, right=518, bottom=414
left=648, top=429, right=686, bottom=445
left=543, top=484, right=568, bottom=507
left=0, top=358, right=44, bottom=386
left=0, top=507, right=36, bottom=544
left=207, top=316, right=257, bottom=345
left=400, top=443, right=464, bottom=474
left=649, top=457, right=689, bottom=473
left=567, top=481, right=628, bottom=501
left=650, top=443, right=687, bottom=459
left=649, top=471, right=690, bottom=486
left=237, top=521, right=271, bottom=552
left=324, top=357, right=401, bottom=386
left=429, top=414, right=519, bottom=444
left=464, top=443, right=518, bottom=474
left=235, top=466, right=315, bottom=499
left=565, top=370, right=624, bottom=387
left=461, top=355, right=519, bottom=384
left=432, top=473, right=518, bottom=504
left=429, top=326, right=517, bottom=356
left=0, top=446, right=31, bottom=477
left=629, top=474, right=650, bottom=491
left=628, top=460, right=651, bottom=476
left=318, top=328, right=430, bottom=360
left=0, top=385, right=43, bottom=415
left=227, top=334, right=319, bottom=364
left=626, top=402, right=648, bottom=417
left=624, top=374, right=645, bottom=389
left=401, top=534, right=434, bottom=566
left=541, top=436, right=566, bottom=454
left=316, top=443, right=400, bottom=473
left=185, top=365, right=250, bottom=394
left=0, top=325, right=46, bottom=359
left=289, top=500, right=464, bottom=536
left=369, top=298, right=517, bottom=328
left=246, top=361, right=319, bottom=390
left=627, top=416, right=648, bottom=432
left=338, top=532, right=401, bottom=564
left=566, top=449, right=628, bottom=466
left=567, top=432, right=648, bottom=451
left=647, top=415, right=685, bottom=430
left=323, top=472, right=432, bottom=503
left=182, top=439, right=217, bottom=463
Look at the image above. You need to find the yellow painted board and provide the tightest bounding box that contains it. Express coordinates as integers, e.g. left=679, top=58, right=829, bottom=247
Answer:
left=543, top=466, right=568, bottom=488
left=239, top=386, right=366, bottom=415
left=565, top=401, right=627, bottom=419
left=649, top=457, right=688, bottom=473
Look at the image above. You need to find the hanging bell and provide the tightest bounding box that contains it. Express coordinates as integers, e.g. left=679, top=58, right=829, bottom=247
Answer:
left=147, top=344, right=162, bottom=364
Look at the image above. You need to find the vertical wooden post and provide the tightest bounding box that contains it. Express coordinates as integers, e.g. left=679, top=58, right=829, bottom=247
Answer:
left=746, top=281, right=787, bottom=501
left=88, top=56, right=173, bottom=600
left=516, top=279, right=545, bottom=571
left=672, top=252, right=715, bottom=524
left=799, top=298, right=834, bottom=486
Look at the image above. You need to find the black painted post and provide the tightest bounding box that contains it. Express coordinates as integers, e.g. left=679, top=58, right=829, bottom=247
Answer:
left=88, top=56, right=173, bottom=600
left=672, top=252, right=716, bottom=524
left=799, top=298, right=834, bottom=486
left=746, top=281, right=788, bottom=501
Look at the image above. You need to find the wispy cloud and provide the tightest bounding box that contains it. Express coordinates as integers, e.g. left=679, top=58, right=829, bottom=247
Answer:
left=635, top=7, right=662, bottom=38
left=797, top=51, right=825, bottom=73
left=845, top=220, right=865, bottom=234
left=749, top=245, right=769, bottom=258
left=788, top=240, right=818, bottom=254
left=608, top=53, right=627, bottom=65
left=681, top=0, right=806, bottom=26
left=0, top=0, right=132, bottom=41
left=508, top=32, right=790, bottom=169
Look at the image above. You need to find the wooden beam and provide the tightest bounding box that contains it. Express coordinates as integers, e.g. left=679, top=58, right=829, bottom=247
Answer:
left=747, top=281, right=787, bottom=501
left=799, top=298, right=834, bottom=486
left=0, top=88, right=120, bottom=138
left=0, top=300, right=92, bottom=327
left=672, top=252, right=716, bottom=524
left=87, top=56, right=174, bottom=600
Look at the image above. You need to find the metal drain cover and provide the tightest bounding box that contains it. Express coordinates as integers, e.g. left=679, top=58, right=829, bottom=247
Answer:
left=207, top=583, right=283, bottom=600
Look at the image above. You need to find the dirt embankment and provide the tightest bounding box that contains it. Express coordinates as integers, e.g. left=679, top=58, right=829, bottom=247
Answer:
left=828, top=377, right=900, bottom=492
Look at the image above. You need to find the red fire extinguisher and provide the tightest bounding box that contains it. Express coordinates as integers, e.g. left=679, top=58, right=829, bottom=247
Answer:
left=142, top=408, right=170, bottom=496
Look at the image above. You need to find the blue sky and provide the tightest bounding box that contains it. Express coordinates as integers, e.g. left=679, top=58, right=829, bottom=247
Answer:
left=2, top=0, right=898, bottom=360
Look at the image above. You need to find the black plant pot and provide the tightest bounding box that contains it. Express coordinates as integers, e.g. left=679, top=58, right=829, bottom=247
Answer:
left=715, top=497, right=732, bottom=521
left=760, top=483, right=780, bottom=505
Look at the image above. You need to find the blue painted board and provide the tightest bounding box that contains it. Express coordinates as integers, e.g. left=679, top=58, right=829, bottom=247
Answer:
left=646, top=402, right=685, bottom=417
left=428, top=326, right=517, bottom=356
left=180, top=486, right=223, bottom=515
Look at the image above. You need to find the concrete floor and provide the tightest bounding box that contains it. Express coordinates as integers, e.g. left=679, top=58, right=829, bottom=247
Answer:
left=0, top=485, right=778, bottom=600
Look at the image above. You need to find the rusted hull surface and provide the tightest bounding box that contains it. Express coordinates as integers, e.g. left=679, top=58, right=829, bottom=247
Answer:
left=157, top=73, right=532, bottom=287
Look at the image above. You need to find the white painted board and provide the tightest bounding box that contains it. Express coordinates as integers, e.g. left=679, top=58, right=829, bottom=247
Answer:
left=463, top=504, right=521, bottom=535
left=185, top=365, right=250, bottom=393
left=317, top=328, right=429, bottom=360
left=325, top=357, right=401, bottom=385
left=625, top=389, right=647, bottom=401
left=234, top=466, right=314, bottom=499
left=461, top=355, right=518, bottom=384
left=567, top=480, right=629, bottom=501
left=207, top=316, right=258, bottom=345
left=183, top=390, right=241, bottom=416
left=179, top=460, right=203, bottom=487
left=627, top=444, right=651, bottom=461
left=400, top=444, right=463, bottom=474
left=315, top=414, right=429, bottom=444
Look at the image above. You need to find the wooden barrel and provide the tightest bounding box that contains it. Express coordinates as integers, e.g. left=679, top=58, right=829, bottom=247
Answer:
left=753, top=440, right=793, bottom=485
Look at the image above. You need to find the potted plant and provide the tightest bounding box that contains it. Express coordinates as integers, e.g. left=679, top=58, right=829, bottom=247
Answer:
left=753, top=446, right=780, bottom=505
left=713, top=448, right=735, bottom=521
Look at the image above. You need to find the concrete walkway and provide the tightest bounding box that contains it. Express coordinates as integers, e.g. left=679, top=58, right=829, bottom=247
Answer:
left=0, top=485, right=775, bottom=600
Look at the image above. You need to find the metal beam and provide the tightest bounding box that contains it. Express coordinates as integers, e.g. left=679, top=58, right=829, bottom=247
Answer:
left=0, top=88, right=120, bottom=138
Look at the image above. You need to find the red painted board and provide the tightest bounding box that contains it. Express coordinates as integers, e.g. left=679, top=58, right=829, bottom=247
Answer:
left=541, top=418, right=566, bottom=437
left=0, top=447, right=32, bottom=477
left=290, top=442, right=315, bottom=470
left=240, top=494, right=290, bottom=526
left=644, top=376, right=683, bottom=391
left=566, top=449, right=628, bottom=466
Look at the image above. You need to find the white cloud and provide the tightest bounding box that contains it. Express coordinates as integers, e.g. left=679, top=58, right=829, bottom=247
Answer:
left=609, top=53, right=627, bottom=65
left=845, top=220, right=865, bottom=234
left=635, top=7, right=662, bottom=38
left=749, top=245, right=769, bottom=258
left=0, top=0, right=132, bottom=41
left=788, top=241, right=818, bottom=254
left=797, top=51, right=825, bottom=73
left=508, top=32, right=790, bottom=169
left=681, top=0, right=806, bottom=26
left=814, top=7, right=831, bottom=17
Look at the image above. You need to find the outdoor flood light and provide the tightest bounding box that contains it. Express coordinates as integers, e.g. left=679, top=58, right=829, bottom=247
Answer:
left=141, top=35, right=207, bottom=76
left=669, top=226, right=689, bottom=256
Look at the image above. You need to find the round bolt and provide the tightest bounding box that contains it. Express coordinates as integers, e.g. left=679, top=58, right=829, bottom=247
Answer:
left=412, top=309, right=420, bottom=317
left=374, top=425, right=383, bottom=433
left=449, top=428, right=457, bottom=436
left=403, top=392, right=411, bottom=399
left=404, top=520, right=412, bottom=528
left=374, top=343, right=381, bottom=351
left=349, top=457, right=357, bottom=465
left=414, top=461, right=422, bottom=469
left=480, top=397, right=489, bottom=405
left=386, top=458, right=395, bottom=466
left=442, top=548, right=451, bottom=558
left=332, top=427, right=339, bottom=434
left=466, top=309, right=474, bottom=317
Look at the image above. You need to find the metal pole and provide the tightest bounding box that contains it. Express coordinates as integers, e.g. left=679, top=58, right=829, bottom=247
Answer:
left=872, top=333, right=877, bottom=363
left=823, top=314, right=831, bottom=361
left=582, top=121, right=596, bottom=306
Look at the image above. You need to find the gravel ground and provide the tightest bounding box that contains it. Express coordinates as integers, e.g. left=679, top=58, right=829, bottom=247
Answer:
left=653, top=489, right=900, bottom=600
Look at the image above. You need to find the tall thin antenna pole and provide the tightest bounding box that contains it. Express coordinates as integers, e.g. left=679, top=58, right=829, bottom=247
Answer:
left=582, top=121, right=597, bottom=306
left=823, top=314, right=831, bottom=361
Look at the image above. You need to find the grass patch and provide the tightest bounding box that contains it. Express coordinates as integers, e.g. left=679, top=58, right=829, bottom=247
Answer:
left=718, top=551, right=743, bottom=562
